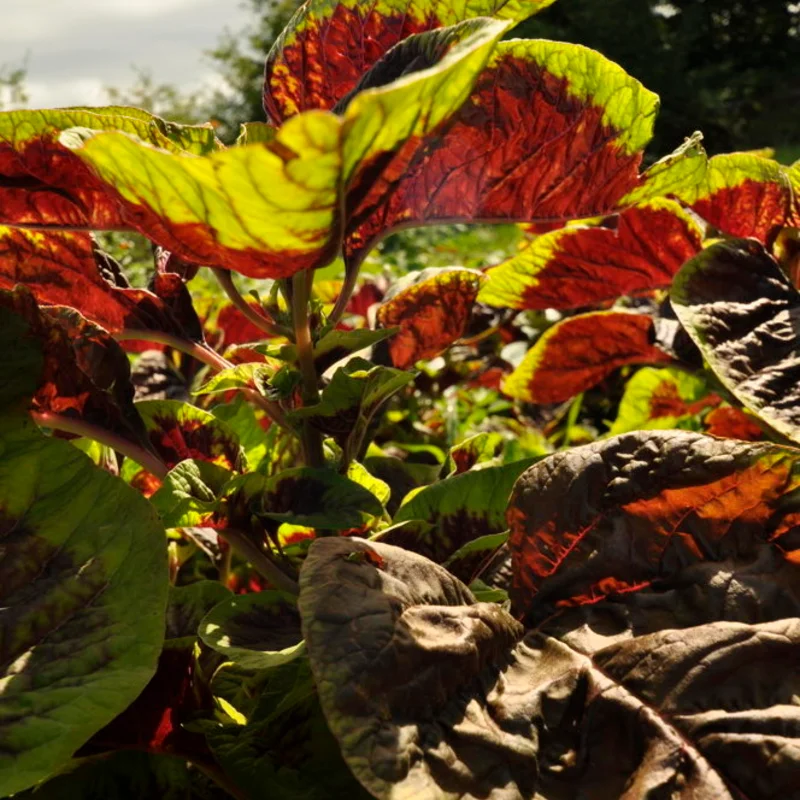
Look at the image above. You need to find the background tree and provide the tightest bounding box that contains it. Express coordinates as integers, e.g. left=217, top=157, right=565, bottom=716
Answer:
left=516, top=0, right=800, bottom=159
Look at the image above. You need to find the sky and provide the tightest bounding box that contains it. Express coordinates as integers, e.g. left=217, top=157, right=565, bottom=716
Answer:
left=1, top=0, right=254, bottom=109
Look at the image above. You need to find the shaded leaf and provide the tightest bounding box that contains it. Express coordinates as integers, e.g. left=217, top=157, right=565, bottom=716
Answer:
left=609, top=365, right=717, bottom=436
left=165, top=581, right=232, bottom=648
left=222, top=467, right=385, bottom=533
left=671, top=238, right=800, bottom=443
left=0, top=369, right=167, bottom=793
left=0, top=227, right=194, bottom=339
left=311, top=326, right=397, bottom=372
left=206, top=659, right=370, bottom=800
left=508, top=430, right=800, bottom=619
left=136, top=399, right=246, bottom=473
left=199, top=591, right=304, bottom=670
left=150, top=459, right=233, bottom=529
left=673, top=152, right=800, bottom=242
left=0, top=286, right=149, bottom=449
left=0, top=106, right=219, bottom=229
left=385, top=458, right=534, bottom=577
left=480, top=199, right=702, bottom=310
left=503, top=311, right=672, bottom=404
left=263, top=0, right=555, bottom=123
left=289, top=357, right=414, bottom=458
left=300, top=537, right=800, bottom=800
left=375, top=267, right=484, bottom=369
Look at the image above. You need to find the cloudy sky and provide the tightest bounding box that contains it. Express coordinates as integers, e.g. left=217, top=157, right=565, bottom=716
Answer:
left=1, top=0, right=254, bottom=109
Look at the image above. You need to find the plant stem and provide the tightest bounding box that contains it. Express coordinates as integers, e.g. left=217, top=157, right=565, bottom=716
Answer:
left=31, top=411, right=169, bottom=479
left=291, top=271, right=324, bottom=468
left=328, top=257, right=361, bottom=327
left=212, top=267, right=292, bottom=339
left=219, top=527, right=299, bottom=594
left=116, top=329, right=293, bottom=432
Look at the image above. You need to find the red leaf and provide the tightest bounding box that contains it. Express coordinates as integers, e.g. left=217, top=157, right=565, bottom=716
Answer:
left=503, top=311, right=672, bottom=404
left=481, top=200, right=703, bottom=310
left=508, top=431, right=800, bottom=618
left=0, top=227, right=192, bottom=338
left=1, top=286, right=148, bottom=448
left=705, top=407, right=765, bottom=442
left=344, top=43, right=659, bottom=265
left=375, top=268, right=484, bottom=369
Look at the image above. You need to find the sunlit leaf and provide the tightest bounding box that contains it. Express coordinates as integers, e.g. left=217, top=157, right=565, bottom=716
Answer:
left=199, top=591, right=304, bottom=670
left=672, top=238, right=800, bottom=443
left=480, top=200, right=702, bottom=310
left=61, top=112, right=342, bottom=279
left=345, top=39, right=663, bottom=263
left=264, top=0, right=556, bottom=123
left=0, top=106, right=218, bottom=229
left=123, top=400, right=245, bottom=495
left=375, top=267, right=484, bottom=369
left=0, top=227, right=194, bottom=339
left=194, top=362, right=279, bottom=397
left=445, top=431, right=504, bottom=475
left=212, top=395, right=272, bottom=471
left=704, top=406, right=765, bottom=442
left=64, top=21, right=507, bottom=280
left=609, top=366, right=717, bottom=436
left=672, top=152, right=800, bottom=242
left=508, top=430, right=800, bottom=618
left=503, top=311, right=672, bottom=404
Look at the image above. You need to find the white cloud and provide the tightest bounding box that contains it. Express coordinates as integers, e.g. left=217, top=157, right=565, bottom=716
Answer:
left=1, top=0, right=254, bottom=108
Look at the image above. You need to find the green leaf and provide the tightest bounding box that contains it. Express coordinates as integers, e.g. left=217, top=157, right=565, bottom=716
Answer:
left=445, top=432, right=504, bottom=475
left=290, top=357, right=414, bottom=460
left=384, top=459, right=534, bottom=574
left=347, top=461, right=391, bottom=510
left=0, top=417, right=168, bottom=795
left=212, top=395, right=272, bottom=472
left=312, top=326, right=397, bottom=371
left=260, top=467, right=384, bottom=530
left=0, top=107, right=221, bottom=229
left=236, top=122, right=277, bottom=147
left=609, top=366, right=714, bottom=436
left=165, top=581, right=232, bottom=649
left=194, top=363, right=277, bottom=397
left=199, top=591, right=304, bottom=670
left=149, top=459, right=233, bottom=529
left=444, top=530, right=510, bottom=567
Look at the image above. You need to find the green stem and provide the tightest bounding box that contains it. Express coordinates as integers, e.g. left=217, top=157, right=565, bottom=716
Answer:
left=219, top=527, right=299, bottom=594
left=328, top=256, right=361, bottom=327
left=116, top=330, right=293, bottom=433
left=31, top=411, right=169, bottom=479
left=291, top=271, right=324, bottom=468
left=212, top=267, right=292, bottom=339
